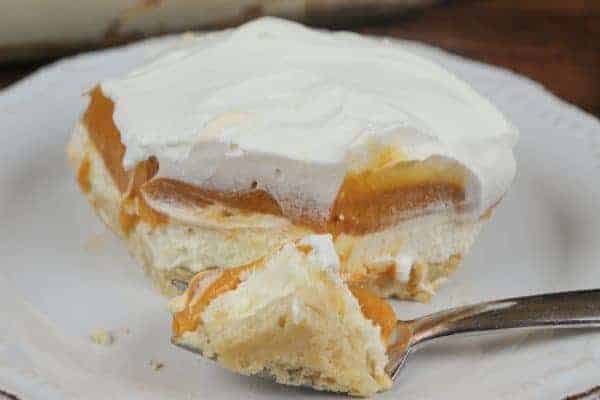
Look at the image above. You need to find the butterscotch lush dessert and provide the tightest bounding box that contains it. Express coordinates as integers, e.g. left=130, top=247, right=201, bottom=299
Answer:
left=170, top=234, right=396, bottom=396
left=68, top=17, right=517, bottom=301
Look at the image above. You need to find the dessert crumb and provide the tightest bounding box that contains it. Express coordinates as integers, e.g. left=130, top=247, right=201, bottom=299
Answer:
left=149, top=359, right=164, bottom=371
left=83, top=233, right=110, bottom=253
left=90, top=329, right=114, bottom=346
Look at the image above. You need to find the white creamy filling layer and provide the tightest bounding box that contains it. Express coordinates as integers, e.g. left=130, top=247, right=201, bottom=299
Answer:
left=134, top=208, right=479, bottom=274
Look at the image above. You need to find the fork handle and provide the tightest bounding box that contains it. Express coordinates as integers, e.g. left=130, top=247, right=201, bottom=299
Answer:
left=411, top=289, right=600, bottom=345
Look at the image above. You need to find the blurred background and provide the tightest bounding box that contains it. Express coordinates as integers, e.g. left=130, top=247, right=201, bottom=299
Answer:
left=1, top=0, right=598, bottom=116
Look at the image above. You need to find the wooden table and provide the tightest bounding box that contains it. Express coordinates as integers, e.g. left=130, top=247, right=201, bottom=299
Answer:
left=359, top=0, right=600, bottom=117
left=1, top=0, right=598, bottom=117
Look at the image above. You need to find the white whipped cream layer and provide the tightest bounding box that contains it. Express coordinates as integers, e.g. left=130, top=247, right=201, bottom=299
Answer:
left=101, top=17, right=517, bottom=221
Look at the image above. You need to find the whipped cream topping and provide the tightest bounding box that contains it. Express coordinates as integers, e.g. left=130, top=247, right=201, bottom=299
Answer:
left=100, top=17, right=517, bottom=221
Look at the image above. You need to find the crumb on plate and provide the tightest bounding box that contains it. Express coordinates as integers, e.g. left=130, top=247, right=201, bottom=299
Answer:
left=149, top=359, right=164, bottom=371
left=90, top=329, right=114, bottom=345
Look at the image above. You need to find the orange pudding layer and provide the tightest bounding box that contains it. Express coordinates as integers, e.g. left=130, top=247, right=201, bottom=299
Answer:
left=83, top=86, right=128, bottom=193
left=77, top=156, right=91, bottom=193
left=83, top=86, right=467, bottom=235
left=329, top=162, right=466, bottom=235
left=83, top=87, right=168, bottom=235
left=349, top=286, right=397, bottom=343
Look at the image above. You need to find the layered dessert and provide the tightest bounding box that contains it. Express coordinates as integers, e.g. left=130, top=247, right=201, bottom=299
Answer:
left=68, top=17, right=517, bottom=301
left=170, top=234, right=395, bottom=396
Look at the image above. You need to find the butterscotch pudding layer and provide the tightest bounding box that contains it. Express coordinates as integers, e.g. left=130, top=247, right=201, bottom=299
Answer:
left=69, top=86, right=483, bottom=299
left=169, top=236, right=395, bottom=396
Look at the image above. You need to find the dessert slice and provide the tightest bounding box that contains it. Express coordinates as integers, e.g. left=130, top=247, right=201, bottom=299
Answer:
left=169, top=234, right=395, bottom=396
left=68, top=17, right=517, bottom=299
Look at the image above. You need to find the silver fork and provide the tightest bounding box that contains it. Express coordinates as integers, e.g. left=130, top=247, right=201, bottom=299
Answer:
left=170, top=281, right=600, bottom=384
left=385, top=289, right=600, bottom=379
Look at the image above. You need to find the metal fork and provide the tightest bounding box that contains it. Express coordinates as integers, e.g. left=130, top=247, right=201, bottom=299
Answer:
left=385, top=289, right=600, bottom=379
left=170, top=282, right=600, bottom=384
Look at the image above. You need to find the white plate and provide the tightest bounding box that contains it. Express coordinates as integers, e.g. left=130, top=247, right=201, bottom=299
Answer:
left=1, top=34, right=599, bottom=400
